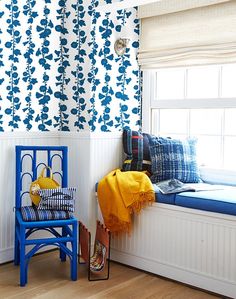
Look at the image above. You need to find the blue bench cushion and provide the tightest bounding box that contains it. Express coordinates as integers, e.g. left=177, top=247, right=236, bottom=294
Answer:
left=175, top=188, right=236, bottom=216
left=153, top=184, right=176, bottom=204
left=21, top=206, right=73, bottom=221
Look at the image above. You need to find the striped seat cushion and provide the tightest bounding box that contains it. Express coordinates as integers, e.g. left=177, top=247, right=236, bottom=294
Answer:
left=21, top=206, right=73, bottom=222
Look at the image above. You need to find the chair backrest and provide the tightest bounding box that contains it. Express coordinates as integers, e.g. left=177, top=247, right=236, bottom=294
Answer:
left=15, top=146, right=68, bottom=209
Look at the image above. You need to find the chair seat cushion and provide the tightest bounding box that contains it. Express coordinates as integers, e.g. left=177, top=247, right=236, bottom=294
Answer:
left=21, top=206, right=73, bottom=221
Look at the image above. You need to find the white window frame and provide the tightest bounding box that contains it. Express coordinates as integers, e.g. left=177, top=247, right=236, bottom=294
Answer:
left=142, top=69, right=236, bottom=185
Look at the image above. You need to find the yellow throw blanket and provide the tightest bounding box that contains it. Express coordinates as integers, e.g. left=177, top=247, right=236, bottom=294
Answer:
left=97, top=169, right=155, bottom=234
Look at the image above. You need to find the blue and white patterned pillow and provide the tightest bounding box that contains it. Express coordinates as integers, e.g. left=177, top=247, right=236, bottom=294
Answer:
left=150, top=138, right=201, bottom=183
left=38, top=187, right=76, bottom=212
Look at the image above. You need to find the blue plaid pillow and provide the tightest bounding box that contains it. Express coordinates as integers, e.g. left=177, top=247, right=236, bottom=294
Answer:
left=150, top=138, right=201, bottom=183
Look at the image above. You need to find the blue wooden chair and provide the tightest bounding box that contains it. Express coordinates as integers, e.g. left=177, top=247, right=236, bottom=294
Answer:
left=14, top=146, right=78, bottom=286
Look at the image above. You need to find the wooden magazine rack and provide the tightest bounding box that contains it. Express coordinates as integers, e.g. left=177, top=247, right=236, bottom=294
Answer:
left=79, top=221, right=111, bottom=281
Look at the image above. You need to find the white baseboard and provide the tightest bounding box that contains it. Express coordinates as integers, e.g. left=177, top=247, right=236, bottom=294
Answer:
left=111, top=249, right=236, bottom=298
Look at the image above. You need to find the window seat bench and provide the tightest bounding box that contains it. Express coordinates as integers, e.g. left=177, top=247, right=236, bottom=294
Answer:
left=108, top=183, right=236, bottom=298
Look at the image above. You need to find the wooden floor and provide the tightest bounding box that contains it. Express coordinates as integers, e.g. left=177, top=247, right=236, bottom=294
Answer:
left=0, top=251, right=221, bottom=299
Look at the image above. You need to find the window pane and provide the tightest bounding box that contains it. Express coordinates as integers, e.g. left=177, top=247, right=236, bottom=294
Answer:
left=156, top=68, right=185, bottom=100
left=225, top=109, right=236, bottom=135
left=151, top=109, right=160, bottom=136
left=190, top=109, right=222, bottom=135
left=187, top=65, right=219, bottom=99
left=224, top=137, right=236, bottom=170
left=221, top=64, right=236, bottom=98
left=159, top=109, right=188, bottom=135
left=196, top=136, right=222, bottom=168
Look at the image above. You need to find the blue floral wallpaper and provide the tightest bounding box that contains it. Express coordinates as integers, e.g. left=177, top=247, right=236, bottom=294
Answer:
left=0, top=0, right=140, bottom=132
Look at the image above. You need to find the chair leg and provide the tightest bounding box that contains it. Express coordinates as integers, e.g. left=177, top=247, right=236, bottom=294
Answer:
left=19, top=228, right=27, bottom=287
left=25, top=262, right=29, bottom=285
left=14, top=227, right=20, bottom=266
left=71, top=221, right=78, bottom=281
left=60, top=226, right=67, bottom=262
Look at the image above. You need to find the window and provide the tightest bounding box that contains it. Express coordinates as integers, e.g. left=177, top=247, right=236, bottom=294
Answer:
left=144, top=63, right=236, bottom=176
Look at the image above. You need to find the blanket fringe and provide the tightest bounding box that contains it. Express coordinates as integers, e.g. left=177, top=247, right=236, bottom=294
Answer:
left=105, top=214, right=131, bottom=234
left=128, top=191, right=155, bottom=214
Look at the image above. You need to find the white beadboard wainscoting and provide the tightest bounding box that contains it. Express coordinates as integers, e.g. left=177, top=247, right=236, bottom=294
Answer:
left=0, top=131, right=123, bottom=264
left=111, top=203, right=236, bottom=298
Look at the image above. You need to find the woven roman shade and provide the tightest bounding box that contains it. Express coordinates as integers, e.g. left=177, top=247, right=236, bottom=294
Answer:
left=138, top=0, right=236, bottom=69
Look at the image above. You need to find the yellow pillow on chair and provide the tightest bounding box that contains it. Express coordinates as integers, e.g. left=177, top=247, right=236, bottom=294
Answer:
left=30, top=166, right=60, bottom=206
